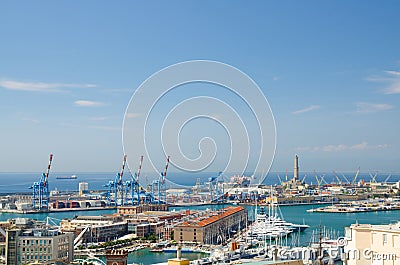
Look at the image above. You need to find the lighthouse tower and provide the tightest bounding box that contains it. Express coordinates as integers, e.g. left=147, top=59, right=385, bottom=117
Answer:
left=294, top=155, right=299, bottom=181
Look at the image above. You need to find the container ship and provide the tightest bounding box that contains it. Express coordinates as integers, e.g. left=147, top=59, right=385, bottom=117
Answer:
left=56, top=175, right=77, bottom=180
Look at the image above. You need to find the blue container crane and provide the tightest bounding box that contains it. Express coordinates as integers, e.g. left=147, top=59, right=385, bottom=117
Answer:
left=151, top=156, right=170, bottom=204
left=125, top=155, right=144, bottom=205
left=30, top=154, right=53, bottom=210
left=104, top=155, right=127, bottom=206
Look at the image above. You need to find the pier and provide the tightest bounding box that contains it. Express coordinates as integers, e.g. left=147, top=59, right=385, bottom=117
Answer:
left=307, top=199, right=400, bottom=213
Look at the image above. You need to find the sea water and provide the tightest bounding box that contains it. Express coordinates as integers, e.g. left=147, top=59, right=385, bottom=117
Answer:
left=1, top=172, right=399, bottom=194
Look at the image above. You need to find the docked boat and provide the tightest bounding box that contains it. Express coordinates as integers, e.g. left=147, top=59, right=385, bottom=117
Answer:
left=246, top=197, right=309, bottom=242
left=266, top=210, right=309, bottom=232
left=263, top=194, right=309, bottom=232
left=247, top=207, right=293, bottom=241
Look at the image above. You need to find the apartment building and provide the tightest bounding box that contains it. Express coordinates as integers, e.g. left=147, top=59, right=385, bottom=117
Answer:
left=344, top=222, right=400, bottom=265
left=5, top=218, right=74, bottom=265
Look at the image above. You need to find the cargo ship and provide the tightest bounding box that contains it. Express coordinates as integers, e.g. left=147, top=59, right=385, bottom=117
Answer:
left=56, top=175, right=77, bottom=180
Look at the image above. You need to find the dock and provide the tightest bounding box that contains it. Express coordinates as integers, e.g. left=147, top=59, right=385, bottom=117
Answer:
left=306, top=199, right=400, bottom=213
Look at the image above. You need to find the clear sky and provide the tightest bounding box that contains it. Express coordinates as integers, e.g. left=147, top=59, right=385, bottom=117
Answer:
left=1, top=1, right=399, bottom=174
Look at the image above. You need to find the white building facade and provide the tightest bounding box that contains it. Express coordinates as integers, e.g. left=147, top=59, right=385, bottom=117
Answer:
left=344, top=223, right=400, bottom=265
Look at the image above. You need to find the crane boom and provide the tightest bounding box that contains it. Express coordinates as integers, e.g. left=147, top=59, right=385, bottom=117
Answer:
left=370, top=171, right=378, bottom=183
left=277, top=174, right=283, bottom=185
left=314, top=170, right=322, bottom=188
left=384, top=174, right=392, bottom=183
left=340, top=173, right=350, bottom=184
left=118, top=155, right=127, bottom=184
left=301, top=174, right=307, bottom=183
left=136, top=155, right=144, bottom=179
left=44, top=154, right=53, bottom=186
left=352, top=167, right=360, bottom=185
left=333, top=171, right=341, bottom=184
left=161, top=156, right=170, bottom=184
left=320, top=174, right=327, bottom=185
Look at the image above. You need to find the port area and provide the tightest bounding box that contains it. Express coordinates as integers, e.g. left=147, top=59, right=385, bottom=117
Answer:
left=0, top=206, right=116, bottom=214
left=307, top=199, right=400, bottom=213
left=0, top=194, right=366, bottom=214
left=0, top=191, right=114, bottom=214
left=0, top=192, right=397, bottom=214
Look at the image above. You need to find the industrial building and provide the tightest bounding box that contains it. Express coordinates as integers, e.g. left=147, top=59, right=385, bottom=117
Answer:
left=173, top=206, right=247, bottom=245
left=79, top=182, right=89, bottom=196
left=124, top=211, right=183, bottom=239
left=5, top=218, right=74, bottom=265
left=129, top=221, right=165, bottom=238
left=60, top=215, right=127, bottom=244
left=117, top=204, right=169, bottom=215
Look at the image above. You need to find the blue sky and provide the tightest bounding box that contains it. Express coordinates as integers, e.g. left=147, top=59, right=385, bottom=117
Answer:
left=1, top=1, right=400, bottom=174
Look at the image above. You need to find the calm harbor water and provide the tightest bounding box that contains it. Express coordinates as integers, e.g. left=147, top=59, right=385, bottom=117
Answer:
left=126, top=248, right=206, bottom=264
left=1, top=204, right=400, bottom=264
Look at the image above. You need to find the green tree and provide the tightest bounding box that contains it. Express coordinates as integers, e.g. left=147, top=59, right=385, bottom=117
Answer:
left=147, top=233, right=157, bottom=242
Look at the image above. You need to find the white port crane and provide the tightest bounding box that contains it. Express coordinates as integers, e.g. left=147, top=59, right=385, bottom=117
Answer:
left=352, top=167, right=360, bottom=185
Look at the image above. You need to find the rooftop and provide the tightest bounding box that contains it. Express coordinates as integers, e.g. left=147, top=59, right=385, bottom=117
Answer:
left=351, top=222, right=400, bottom=232
left=178, top=206, right=244, bottom=227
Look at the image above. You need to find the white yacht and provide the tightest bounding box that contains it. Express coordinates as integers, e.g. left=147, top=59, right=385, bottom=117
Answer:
left=246, top=198, right=309, bottom=242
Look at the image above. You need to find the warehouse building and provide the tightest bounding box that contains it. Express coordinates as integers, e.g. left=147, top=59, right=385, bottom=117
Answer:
left=173, top=206, right=246, bottom=245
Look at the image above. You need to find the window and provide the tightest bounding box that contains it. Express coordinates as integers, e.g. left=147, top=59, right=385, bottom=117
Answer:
left=393, top=235, right=399, bottom=248
left=383, top=234, right=388, bottom=244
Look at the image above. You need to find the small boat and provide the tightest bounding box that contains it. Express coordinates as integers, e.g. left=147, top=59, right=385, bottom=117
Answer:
left=56, top=175, right=77, bottom=179
left=163, top=247, right=199, bottom=253
left=149, top=248, right=164, bottom=253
